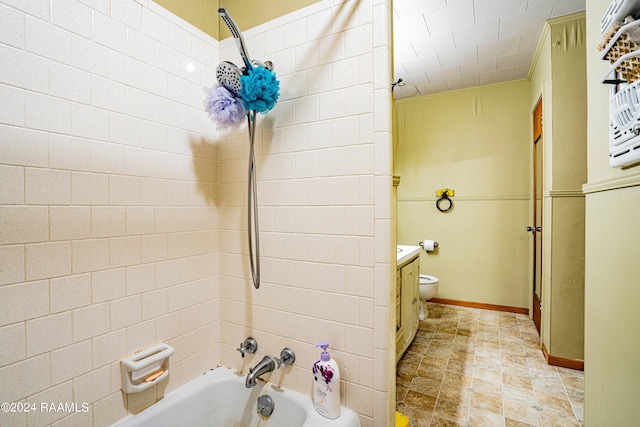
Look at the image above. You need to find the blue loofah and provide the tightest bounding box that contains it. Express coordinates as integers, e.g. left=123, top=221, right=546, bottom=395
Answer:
left=240, top=66, right=280, bottom=114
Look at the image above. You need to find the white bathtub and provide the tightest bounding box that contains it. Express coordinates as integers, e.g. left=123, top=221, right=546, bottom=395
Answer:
left=115, top=366, right=360, bottom=427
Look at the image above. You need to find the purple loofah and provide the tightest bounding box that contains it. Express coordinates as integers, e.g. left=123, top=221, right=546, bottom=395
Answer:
left=203, top=84, right=247, bottom=129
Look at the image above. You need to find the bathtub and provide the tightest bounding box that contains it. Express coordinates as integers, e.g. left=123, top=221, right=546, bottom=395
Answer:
left=115, top=366, right=361, bottom=427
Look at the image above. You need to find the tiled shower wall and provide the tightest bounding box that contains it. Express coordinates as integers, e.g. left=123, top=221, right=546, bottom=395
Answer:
left=216, top=1, right=394, bottom=426
left=0, top=0, right=394, bottom=426
left=0, top=0, right=220, bottom=425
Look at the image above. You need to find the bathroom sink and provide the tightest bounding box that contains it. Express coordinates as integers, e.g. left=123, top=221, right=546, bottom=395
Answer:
left=397, top=245, right=421, bottom=266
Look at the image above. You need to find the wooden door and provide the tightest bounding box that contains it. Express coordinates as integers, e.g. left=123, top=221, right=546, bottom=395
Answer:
left=531, top=98, right=543, bottom=333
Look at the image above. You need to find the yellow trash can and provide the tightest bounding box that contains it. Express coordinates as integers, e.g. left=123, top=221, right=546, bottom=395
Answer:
left=395, top=411, right=410, bottom=427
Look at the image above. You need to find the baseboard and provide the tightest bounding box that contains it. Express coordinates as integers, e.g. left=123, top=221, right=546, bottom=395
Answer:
left=429, top=298, right=529, bottom=315
left=541, top=343, right=585, bottom=371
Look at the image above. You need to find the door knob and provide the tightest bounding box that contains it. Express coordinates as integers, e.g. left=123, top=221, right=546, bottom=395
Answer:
left=536, top=226, right=541, bottom=232
left=526, top=226, right=535, bottom=232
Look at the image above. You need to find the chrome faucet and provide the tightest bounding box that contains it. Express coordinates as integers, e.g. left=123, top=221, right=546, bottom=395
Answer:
left=244, top=348, right=296, bottom=388
left=236, top=337, right=257, bottom=358
left=245, top=356, right=277, bottom=388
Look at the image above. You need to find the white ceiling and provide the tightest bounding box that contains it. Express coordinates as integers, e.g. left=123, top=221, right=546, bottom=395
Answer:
left=392, top=0, right=586, bottom=99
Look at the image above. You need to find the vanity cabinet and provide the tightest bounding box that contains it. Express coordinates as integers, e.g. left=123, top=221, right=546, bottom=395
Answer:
left=395, top=254, right=420, bottom=363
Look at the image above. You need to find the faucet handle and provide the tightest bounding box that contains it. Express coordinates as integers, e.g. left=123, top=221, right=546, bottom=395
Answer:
left=237, top=337, right=258, bottom=358
left=275, top=348, right=295, bottom=368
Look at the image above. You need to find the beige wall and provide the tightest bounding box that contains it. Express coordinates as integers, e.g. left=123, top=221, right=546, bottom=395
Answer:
left=528, top=23, right=553, bottom=350
left=395, top=81, right=531, bottom=309
left=394, top=13, right=587, bottom=363
left=527, top=14, right=587, bottom=361
left=548, top=14, right=587, bottom=361
left=154, top=0, right=322, bottom=40
left=0, top=0, right=395, bottom=426
left=218, top=0, right=322, bottom=39
left=584, top=0, right=640, bottom=424
left=154, top=0, right=220, bottom=39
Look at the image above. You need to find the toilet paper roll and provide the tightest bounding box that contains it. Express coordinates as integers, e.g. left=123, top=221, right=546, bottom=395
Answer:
left=422, top=239, right=437, bottom=252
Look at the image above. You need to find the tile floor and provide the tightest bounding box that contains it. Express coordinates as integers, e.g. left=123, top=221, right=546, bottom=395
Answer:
left=396, top=302, right=584, bottom=427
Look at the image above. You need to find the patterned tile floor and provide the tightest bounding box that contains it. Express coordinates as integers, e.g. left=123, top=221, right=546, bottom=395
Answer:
left=396, top=302, right=584, bottom=427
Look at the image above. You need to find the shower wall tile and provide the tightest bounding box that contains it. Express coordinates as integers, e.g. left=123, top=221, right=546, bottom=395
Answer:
left=319, top=89, right=345, bottom=119
left=0, top=323, right=25, bottom=366
left=73, top=365, right=111, bottom=409
left=72, top=303, right=110, bottom=342
left=26, top=91, right=72, bottom=134
left=110, top=295, right=141, bottom=330
left=26, top=312, right=72, bottom=357
left=111, top=0, right=143, bottom=31
left=50, top=273, right=92, bottom=313
left=0, top=83, right=25, bottom=126
left=0, top=207, right=43, bottom=244
left=50, top=206, right=92, bottom=240
left=0, top=4, right=26, bottom=49
left=0, top=0, right=393, bottom=424
left=142, top=7, right=168, bottom=43
left=346, top=83, right=374, bottom=115
left=219, top=6, right=392, bottom=420
left=71, top=238, right=110, bottom=273
left=0, top=353, right=50, bottom=406
left=50, top=340, right=92, bottom=385
left=0, top=165, right=24, bottom=204
left=0, top=126, right=49, bottom=168
left=26, top=16, right=73, bottom=64
left=25, top=242, right=72, bottom=281
left=52, top=0, right=91, bottom=37
left=0, top=45, right=50, bottom=93
left=91, top=268, right=126, bottom=303
left=0, top=245, right=25, bottom=286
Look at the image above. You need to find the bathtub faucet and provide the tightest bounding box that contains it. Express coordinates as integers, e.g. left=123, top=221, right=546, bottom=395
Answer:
left=245, top=356, right=277, bottom=388
left=245, top=348, right=296, bottom=388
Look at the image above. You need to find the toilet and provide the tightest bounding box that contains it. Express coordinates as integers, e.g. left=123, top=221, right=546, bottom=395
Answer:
left=419, top=274, right=439, bottom=320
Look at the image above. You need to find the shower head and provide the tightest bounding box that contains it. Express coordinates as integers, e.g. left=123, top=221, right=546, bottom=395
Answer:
left=216, top=61, right=242, bottom=97
left=219, top=8, right=253, bottom=71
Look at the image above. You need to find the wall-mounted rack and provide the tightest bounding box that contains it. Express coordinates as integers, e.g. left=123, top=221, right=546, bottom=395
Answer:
left=599, top=0, right=640, bottom=168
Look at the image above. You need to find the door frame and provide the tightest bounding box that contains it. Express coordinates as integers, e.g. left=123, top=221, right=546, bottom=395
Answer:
left=532, top=96, right=543, bottom=333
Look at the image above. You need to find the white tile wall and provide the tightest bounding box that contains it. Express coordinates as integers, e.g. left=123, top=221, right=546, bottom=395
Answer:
left=0, top=0, right=393, bottom=425
left=0, top=0, right=220, bottom=424
left=214, top=1, right=393, bottom=425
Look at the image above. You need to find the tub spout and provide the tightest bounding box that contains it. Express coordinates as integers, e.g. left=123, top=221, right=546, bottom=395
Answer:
left=245, top=356, right=276, bottom=388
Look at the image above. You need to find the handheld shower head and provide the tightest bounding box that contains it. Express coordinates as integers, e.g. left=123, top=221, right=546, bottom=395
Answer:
left=219, top=8, right=253, bottom=71
left=216, top=61, right=242, bottom=96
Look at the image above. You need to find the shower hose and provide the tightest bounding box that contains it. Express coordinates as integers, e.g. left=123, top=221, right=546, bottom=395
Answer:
left=247, top=110, right=260, bottom=289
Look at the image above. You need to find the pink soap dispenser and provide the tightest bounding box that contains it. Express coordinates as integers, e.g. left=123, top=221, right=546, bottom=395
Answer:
left=312, top=341, right=341, bottom=419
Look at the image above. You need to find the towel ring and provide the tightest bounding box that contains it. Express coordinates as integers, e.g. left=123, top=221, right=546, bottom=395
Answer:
left=436, top=195, right=453, bottom=213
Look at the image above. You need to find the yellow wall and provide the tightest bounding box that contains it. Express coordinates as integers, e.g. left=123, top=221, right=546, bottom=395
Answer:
left=395, top=81, right=531, bottom=309
left=527, top=14, right=587, bottom=361
left=528, top=23, right=553, bottom=351
left=154, top=0, right=220, bottom=38
left=153, top=0, right=321, bottom=40
left=548, top=14, right=587, bottom=361
left=219, top=0, right=321, bottom=38
left=395, top=14, right=586, bottom=362
left=584, top=0, right=640, bottom=423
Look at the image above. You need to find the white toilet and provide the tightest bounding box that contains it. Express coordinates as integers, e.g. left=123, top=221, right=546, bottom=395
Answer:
left=419, top=274, right=439, bottom=320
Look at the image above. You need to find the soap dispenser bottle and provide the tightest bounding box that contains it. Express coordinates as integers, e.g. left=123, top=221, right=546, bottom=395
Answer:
left=312, top=341, right=341, bottom=419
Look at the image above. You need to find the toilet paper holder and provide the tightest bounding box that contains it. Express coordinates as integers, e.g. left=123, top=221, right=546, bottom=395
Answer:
left=419, top=240, right=439, bottom=250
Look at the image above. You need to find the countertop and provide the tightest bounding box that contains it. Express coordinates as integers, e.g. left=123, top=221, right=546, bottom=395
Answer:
left=397, top=245, right=421, bottom=267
